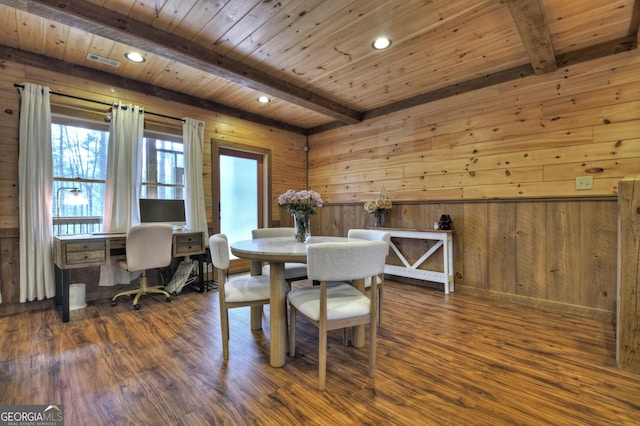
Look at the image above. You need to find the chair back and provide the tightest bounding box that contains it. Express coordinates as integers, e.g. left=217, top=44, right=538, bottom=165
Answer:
left=306, top=241, right=388, bottom=282
left=252, top=227, right=294, bottom=238
left=347, top=229, right=391, bottom=253
left=125, top=224, right=174, bottom=272
left=209, top=233, right=230, bottom=270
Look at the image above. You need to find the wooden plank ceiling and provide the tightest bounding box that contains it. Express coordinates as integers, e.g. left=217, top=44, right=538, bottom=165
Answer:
left=0, top=0, right=638, bottom=134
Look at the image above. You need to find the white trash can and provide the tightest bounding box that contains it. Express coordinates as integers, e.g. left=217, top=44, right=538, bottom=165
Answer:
left=69, top=283, right=87, bottom=310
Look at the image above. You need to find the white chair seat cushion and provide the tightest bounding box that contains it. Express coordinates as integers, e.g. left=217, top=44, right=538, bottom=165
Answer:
left=287, top=283, right=370, bottom=321
left=225, top=275, right=271, bottom=303
left=262, top=263, right=308, bottom=280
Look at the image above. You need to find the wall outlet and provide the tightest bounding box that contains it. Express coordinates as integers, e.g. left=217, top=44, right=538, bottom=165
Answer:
left=576, top=176, right=593, bottom=190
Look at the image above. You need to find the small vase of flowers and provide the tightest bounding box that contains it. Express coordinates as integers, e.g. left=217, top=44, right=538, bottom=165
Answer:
left=278, top=189, right=324, bottom=242
left=364, top=189, right=392, bottom=227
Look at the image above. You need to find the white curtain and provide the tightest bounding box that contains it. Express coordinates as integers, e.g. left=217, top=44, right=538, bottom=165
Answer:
left=100, top=102, right=144, bottom=286
left=183, top=118, right=208, bottom=238
left=17, top=83, right=55, bottom=302
left=103, top=102, right=144, bottom=231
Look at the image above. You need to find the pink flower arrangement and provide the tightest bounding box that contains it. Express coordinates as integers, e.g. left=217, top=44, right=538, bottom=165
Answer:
left=278, top=189, right=324, bottom=216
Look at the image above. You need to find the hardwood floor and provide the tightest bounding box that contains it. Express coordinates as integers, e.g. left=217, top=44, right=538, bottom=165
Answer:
left=0, top=278, right=638, bottom=425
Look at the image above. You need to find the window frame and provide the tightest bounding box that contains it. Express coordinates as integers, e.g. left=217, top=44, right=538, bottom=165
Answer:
left=141, top=130, right=185, bottom=200
left=51, top=114, right=185, bottom=235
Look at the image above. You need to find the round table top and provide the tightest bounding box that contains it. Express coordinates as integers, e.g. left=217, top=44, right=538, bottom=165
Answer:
left=230, top=236, right=355, bottom=263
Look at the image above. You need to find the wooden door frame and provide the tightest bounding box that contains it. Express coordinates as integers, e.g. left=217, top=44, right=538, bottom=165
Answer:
left=211, top=139, right=272, bottom=273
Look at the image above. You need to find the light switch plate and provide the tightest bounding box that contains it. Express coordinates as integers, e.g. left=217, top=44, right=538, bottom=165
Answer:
left=576, top=176, right=593, bottom=190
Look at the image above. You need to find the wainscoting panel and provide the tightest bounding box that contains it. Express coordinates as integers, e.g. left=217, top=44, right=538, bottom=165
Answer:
left=308, top=199, right=618, bottom=320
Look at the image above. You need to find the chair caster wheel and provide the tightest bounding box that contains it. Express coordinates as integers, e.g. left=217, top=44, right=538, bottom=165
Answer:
left=165, top=297, right=172, bottom=303
left=111, top=300, right=117, bottom=306
left=134, top=304, right=141, bottom=310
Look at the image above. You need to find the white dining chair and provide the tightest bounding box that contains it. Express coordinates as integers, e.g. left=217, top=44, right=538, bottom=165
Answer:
left=287, top=240, right=388, bottom=391
left=209, top=233, right=271, bottom=361
left=252, top=227, right=308, bottom=283
left=347, top=229, right=391, bottom=327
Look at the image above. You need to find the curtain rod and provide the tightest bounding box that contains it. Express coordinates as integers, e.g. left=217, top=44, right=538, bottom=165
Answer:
left=13, top=83, right=185, bottom=123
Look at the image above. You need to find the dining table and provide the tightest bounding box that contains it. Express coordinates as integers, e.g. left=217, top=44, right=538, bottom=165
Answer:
left=230, top=235, right=365, bottom=367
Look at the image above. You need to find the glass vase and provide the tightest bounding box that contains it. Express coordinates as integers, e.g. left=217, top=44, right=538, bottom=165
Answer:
left=293, top=212, right=311, bottom=242
left=373, top=212, right=384, bottom=227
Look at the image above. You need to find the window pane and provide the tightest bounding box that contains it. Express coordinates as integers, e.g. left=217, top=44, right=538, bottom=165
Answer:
left=52, top=123, right=108, bottom=181
left=52, top=121, right=108, bottom=234
left=53, top=182, right=103, bottom=217
left=53, top=182, right=103, bottom=234
left=220, top=154, right=258, bottom=245
left=142, top=138, right=184, bottom=199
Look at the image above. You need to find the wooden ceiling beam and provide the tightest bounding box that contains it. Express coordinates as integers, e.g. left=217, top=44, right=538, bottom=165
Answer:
left=557, top=35, right=637, bottom=67
left=505, top=0, right=557, bottom=74
left=630, top=0, right=640, bottom=41
left=0, top=45, right=307, bottom=135
left=1, top=0, right=362, bottom=125
left=307, top=64, right=534, bottom=135
left=307, top=35, right=636, bottom=135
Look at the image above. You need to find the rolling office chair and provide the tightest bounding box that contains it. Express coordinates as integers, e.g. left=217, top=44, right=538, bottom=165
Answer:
left=251, top=227, right=308, bottom=283
left=209, top=233, right=271, bottom=360
left=287, top=240, right=388, bottom=391
left=111, top=223, right=174, bottom=310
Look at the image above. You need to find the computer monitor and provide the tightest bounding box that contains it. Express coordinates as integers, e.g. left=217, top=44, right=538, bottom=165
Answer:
left=139, top=198, right=186, bottom=229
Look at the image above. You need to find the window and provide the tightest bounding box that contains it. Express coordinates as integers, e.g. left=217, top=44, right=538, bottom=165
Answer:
left=52, top=118, right=108, bottom=235
left=52, top=116, right=184, bottom=235
left=141, top=133, right=184, bottom=200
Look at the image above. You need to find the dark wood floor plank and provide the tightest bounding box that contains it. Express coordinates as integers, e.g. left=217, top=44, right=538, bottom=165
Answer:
left=0, top=279, right=638, bottom=425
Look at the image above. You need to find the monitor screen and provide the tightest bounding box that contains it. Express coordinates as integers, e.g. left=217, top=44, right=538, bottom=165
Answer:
left=139, top=198, right=186, bottom=227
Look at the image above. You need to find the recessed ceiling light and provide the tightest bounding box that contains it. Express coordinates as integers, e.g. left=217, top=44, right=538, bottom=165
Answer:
left=372, top=37, right=392, bottom=50
left=124, top=52, right=145, bottom=63
left=257, top=96, right=271, bottom=104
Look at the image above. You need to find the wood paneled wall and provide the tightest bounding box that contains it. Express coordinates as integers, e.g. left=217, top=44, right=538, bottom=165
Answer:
left=617, top=176, right=640, bottom=372
left=0, top=59, right=306, bottom=312
left=296, top=199, right=617, bottom=321
left=308, top=49, right=640, bottom=203
left=306, top=49, right=640, bottom=320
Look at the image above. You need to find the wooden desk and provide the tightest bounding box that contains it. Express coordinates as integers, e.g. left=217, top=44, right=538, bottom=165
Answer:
left=230, top=236, right=361, bottom=367
left=379, top=228, right=454, bottom=294
left=53, top=230, right=206, bottom=322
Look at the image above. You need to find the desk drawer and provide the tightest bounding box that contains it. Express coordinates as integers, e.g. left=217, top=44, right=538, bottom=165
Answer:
left=65, top=250, right=106, bottom=265
left=65, top=240, right=105, bottom=253
left=63, top=241, right=107, bottom=266
left=174, top=234, right=205, bottom=256
left=109, top=238, right=126, bottom=249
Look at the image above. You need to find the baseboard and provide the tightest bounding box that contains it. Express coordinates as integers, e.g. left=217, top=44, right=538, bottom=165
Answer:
left=385, top=274, right=615, bottom=322
left=455, top=285, right=615, bottom=322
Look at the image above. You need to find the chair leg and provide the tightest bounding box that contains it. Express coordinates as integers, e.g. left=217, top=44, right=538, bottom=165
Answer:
left=250, top=306, right=263, bottom=330
left=111, top=288, right=140, bottom=302
left=319, top=322, right=327, bottom=391
left=288, top=304, right=297, bottom=357
left=220, top=306, right=230, bottom=361
left=378, top=281, right=384, bottom=328
left=369, top=309, right=377, bottom=378
left=111, top=273, right=171, bottom=309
